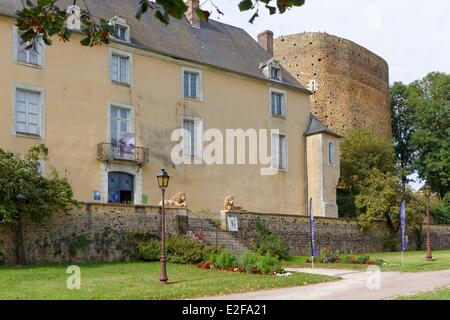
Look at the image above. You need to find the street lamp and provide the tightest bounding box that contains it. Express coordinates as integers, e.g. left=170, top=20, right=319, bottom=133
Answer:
left=157, top=169, right=170, bottom=284
left=421, top=183, right=432, bottom=261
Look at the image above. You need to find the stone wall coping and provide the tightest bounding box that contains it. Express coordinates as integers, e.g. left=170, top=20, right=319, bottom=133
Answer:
left=224, top=210, right=450, bottom=227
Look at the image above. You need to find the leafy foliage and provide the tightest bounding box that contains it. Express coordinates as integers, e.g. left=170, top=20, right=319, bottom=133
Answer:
left=339, top=128, right=395, bottom=195
left=16, top=0, right=306, bottom=47
left=137, top=235, right=207, bottom=264
left=409, top=72, right=450, bottom=197
left=431, top=192, right=450, bottom=225
left=0, top=144, right=77, bottom=226
left=390, top=82, right=416, bottom=185
left=337, top=128, right=395, bottom=218
left=355, top=169, right=424, bottom=234
left=390, top=72, right=450, bottom=197
left=239, top=251, right=282, bottom=274
left=214, top=250, right=238, bottom=269
left=251, top=220, right=289, bottom=259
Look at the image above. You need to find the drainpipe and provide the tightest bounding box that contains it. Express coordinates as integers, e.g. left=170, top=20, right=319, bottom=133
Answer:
left=304, top=134, right=309, bottom=216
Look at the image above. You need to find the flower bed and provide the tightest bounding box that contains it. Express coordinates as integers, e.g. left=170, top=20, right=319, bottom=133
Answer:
left=305, top=247, right=384, bottom=266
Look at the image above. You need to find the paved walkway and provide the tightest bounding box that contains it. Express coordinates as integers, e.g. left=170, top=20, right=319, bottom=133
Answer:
left=198, top=268, right=450, bottom=300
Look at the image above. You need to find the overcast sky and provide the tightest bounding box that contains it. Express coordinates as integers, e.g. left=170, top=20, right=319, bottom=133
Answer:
left=203, top=0, right=450, bottom=85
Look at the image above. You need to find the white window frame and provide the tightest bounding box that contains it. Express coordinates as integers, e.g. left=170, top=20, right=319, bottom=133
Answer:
left=107, top=102, right=135, bottom=144
left=182, top=67, right=203, bottom=101
left=12, top=83, right=45, bottom=139
left=109, top=16, right=131, bottom=43
left=309, top=79, right=318, bottom=93
left=269, top=88, right=287, bottom=118
left=109, top=48, right=133, bottom=86
left=328, top=139, right=336, bottom=166
left=181, top=116, right=203, bottom=161
left=12, top=26, right=45, bottom=68
left=271, top=132, right=288, bottom=171
left=270, top=66, right=281, bottom=81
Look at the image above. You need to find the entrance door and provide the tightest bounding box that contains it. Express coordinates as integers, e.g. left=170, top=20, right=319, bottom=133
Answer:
left=108, top=172, right=134, bottom=204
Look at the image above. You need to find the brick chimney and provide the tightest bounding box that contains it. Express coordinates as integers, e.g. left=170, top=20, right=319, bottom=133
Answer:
left=258, top=30, right=274, bottom=57
left=186, top=0, right=201, bottom=28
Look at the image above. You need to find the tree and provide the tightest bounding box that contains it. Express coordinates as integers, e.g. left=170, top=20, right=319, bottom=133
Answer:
left=0, top=145, right=77, bottom=264
left=355, top=169, right=424, bottom=250
left=390, top=81, right=416, bottom=187
left=431, top=192, right=450, bottom=225
left=409, top=72, right=450, bottom=198
left=337, top=128, right=395, bottom=218
left=16, top=0, right=306, bottom=47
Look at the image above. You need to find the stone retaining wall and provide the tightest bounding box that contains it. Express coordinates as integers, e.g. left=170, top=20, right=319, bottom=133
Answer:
left=224, top=211, right=450, bottom=255
left=0, top=203, right=187, bottom=266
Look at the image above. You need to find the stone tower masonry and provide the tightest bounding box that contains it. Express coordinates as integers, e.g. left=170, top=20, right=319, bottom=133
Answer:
left=274, top=32, right=392, bottom=138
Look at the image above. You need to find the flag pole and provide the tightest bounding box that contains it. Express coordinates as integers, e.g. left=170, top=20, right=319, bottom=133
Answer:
left=401, top=250, right=404, bottom=267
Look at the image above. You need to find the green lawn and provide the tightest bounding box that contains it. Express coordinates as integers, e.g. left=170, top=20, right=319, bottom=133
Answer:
left=397, top=286, right=450, bottom=300
left=284, top=250, right=450, bottom=272
left=0, top=262, right=337, bottom=300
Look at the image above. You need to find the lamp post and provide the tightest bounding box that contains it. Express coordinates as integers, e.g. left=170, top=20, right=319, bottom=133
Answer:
left=421, top=183, right=432, bottom=261
left=157, top=169, right=170, bottom=284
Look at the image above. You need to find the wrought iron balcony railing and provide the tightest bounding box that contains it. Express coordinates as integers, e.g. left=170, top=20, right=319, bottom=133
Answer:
left=97, top=142, right=149, bottom=164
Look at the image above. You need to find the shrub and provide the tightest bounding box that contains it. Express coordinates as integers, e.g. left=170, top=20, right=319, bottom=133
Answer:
left=257, top=254, right=282, bottom=274
left=68, top=234, right=90, bottom=257
left=253, top=220, right=289, bottom=259
left=320, top=247, right=340, bottom=263
left=240, top=251, right=283, bottom=275
left=356, top=255, right=370, bottom=264
left=240, top=252, right=259, bottom=273
left=215, top=250, right=238, bottom=269
left=138, top=240, right=160, bottom=261
left=166, top=235, right=205, bottom=264
left=375, top=259, right=384, bottom=266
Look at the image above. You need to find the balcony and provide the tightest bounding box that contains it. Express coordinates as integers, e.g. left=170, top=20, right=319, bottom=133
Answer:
left=97, top=142, right=149, bottom=165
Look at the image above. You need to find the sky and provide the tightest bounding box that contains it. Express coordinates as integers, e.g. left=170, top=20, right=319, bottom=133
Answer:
left=202, top=0, right=450, bottom=85
left=202, top=0, right=450, bottom=191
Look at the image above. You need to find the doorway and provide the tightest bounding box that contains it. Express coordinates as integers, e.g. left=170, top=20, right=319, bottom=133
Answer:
left=108, top=172, right=134, bottom=204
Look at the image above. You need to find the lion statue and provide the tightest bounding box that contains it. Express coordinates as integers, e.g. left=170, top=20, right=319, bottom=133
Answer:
left=160, top=192, right=187, bottom=207
left=223, top=196, right=245, bottom=211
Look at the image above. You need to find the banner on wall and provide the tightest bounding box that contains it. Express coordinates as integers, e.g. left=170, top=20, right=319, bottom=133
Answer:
left=400, top=200, right=407, bottom=251
left=309, top=198, right=319, bottom=257
left=118, top=132, right=136, bottom=160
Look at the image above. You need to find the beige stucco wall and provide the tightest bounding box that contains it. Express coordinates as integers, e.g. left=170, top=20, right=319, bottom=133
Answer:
left=306, top=133, right=340, bottom=217
left=0, top=16, right=314, bottom=216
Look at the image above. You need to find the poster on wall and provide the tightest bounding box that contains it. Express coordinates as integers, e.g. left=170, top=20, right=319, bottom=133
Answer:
left=93, top=191, right=101, bottom=201
left=227, top=215, right=238, bottom=232
left=118, top=132, right=136, bottom=160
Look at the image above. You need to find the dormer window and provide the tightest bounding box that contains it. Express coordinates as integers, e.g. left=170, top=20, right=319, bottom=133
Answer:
left=259, top=58, right=282, bottom=82
left=109, top=16, right=130, bottom=42
left=271, top=67, right=281, bottom=81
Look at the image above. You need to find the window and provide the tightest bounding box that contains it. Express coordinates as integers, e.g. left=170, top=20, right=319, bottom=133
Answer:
left=183, top=70, right=201, bottom=100
left=14, top=88, right=42, bottom=136
left=271, top=133, right=288, bottom=170
left=328, top=140, right=335, bottom=165
left=14, top=27, right=43, bottom=67
left=110, top=106, right=132, bottom=145
left=309, top=80, right=318, bottom=93
left=271, top=67, right=281, bottom=81
left=114, top=25, right=128, bottom=41
left=182, top=118, right=202, bottom=158
left=111, top=53, right=130, bottom=85
left=270, top=90, right=286, bottom=117
left=109, top=16, right=130, bottom=42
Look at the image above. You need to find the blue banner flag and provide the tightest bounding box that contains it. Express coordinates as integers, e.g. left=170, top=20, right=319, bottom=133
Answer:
left=309, top=198, right=318, bottom=257
left=400, top=200, right=407, bottom=251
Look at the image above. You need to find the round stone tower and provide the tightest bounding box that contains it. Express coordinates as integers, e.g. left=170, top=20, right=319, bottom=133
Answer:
left=274, top=32, right=391, bottom=138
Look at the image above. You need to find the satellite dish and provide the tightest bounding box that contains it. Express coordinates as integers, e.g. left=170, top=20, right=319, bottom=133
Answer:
left=65, top=5, right=81, bottom=31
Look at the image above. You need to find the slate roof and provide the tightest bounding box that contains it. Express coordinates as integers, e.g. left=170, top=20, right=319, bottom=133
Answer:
left=304, top=114, right=342, bottom=138
left=0, top=0, right=308, bottom=92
